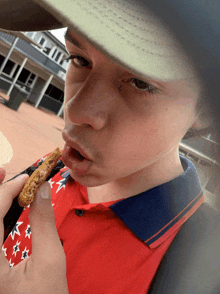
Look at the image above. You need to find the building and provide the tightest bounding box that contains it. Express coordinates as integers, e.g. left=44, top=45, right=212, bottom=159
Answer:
left=0, top=29, right=69, bottom=117
left=180, top=134, right=220, bottom=211
left=0, top=29, right=219, bottom=210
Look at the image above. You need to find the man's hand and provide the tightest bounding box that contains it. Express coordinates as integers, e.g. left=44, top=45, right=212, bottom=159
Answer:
left=0, top=169, right=69, bottom=293
left=0, top=168, right=6, bottom=183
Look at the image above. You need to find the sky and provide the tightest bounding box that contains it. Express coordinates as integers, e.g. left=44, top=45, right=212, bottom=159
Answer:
left=49, top=28, right=67, bottom=45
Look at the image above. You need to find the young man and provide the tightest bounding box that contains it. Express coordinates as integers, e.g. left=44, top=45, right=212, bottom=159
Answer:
left=0, top=0, right=219, bottom=293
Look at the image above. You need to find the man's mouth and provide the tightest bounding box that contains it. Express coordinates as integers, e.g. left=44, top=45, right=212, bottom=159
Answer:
left=62, top=130, right=92, bottom=161
left=62, top=143, right=92, bottom=176
left=69, top=147, right=85, bottom=161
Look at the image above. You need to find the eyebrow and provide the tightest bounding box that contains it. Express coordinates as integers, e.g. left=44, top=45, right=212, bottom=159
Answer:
left=64, top=29, right=86, bottom=51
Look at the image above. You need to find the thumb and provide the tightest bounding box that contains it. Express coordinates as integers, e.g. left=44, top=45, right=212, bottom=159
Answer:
left=0, top=168, right=6, bottom=184
left=29, top=182, right=65, bottom=265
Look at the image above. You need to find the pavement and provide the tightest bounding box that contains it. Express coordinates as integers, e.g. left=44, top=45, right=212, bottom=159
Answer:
left=0, top=92, right=65, bottom=182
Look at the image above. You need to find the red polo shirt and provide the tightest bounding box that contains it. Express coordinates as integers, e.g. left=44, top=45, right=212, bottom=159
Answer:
left=3, top=153, right=204, bottom=293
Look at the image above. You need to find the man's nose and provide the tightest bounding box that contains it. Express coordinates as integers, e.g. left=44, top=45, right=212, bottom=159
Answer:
left=65, top=74, right=115, bottom=130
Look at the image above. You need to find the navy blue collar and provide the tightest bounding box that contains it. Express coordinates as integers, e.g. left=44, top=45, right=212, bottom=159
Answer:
left=109, top=156, right=204, bottom=248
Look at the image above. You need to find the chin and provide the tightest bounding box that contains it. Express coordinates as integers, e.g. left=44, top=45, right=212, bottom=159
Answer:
left=69, top=169, right=109, bottom=187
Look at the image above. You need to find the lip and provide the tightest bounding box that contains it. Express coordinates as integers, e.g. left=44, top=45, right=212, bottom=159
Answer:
left=62, top=131, right=92, bottom=161
left=61, top=131, right=93, bottom=176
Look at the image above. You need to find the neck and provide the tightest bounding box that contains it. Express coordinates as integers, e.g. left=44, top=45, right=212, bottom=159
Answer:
left=87, top=146, right=184, bottom=204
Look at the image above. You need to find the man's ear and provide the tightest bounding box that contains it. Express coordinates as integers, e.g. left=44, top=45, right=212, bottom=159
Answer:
left=191, top=113, right=212, bottom=130
left=182, top=113, right=213, bottom=140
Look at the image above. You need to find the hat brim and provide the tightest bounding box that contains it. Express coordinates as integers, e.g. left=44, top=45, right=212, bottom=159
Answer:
left=0, top=0, right=217, bottom=83
left=0, top=0, right=209, bottom=81
left=0, top=0, right=63, bottom=31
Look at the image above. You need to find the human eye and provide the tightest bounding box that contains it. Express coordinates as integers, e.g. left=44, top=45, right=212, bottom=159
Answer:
left=65, top=55, right=91, bottom=68
left=125, top=78, right=158, bottom=94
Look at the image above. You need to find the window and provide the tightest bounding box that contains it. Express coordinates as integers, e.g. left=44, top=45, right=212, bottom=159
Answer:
left=29, top=32, right=53, bottom=56
left=0, top=54, right=5, bottom=67
left=28, top=32, right=68, bottom=69
left=45, top=84, right=64, bottom=102
left=27, top=73, right=36, bottom=86
left=60, top=92, right=64, bottom=103
left=55, top=51, right=62, bottom=62
left=60, top=56, right=69, bottom=70
left=17, top=68, right=31, bottom=84
left=59, top=56, right=65, bottom=66
left=51, top=48, right=58, bottom=59
left=43, top=39, right=53, bottom=56
left=39, top=37, right=46, bottom=46
left=11, top=66, right=36, bottom=86
left=59, top=55, right=67, bottom=65
left=3, top=59, right=15, bottom=76
left=33, top=32, right=42, bottom=44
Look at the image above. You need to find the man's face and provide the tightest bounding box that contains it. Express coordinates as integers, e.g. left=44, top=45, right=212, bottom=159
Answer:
left=62, top=30, right=199, bottom=187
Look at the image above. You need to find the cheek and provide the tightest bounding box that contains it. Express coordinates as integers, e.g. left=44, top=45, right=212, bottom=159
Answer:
left=108, top=112, right=165, bottom=156
left=66, top=63, right=88, bottom=83
left=149, top=105, right=197, bottom=148
left=115, top=102, right=194, bottom=152
left=166, top=99, right=197, bottom=131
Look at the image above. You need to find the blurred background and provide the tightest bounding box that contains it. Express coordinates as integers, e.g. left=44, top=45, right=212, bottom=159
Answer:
left=0, top=28, right=219, bottom=211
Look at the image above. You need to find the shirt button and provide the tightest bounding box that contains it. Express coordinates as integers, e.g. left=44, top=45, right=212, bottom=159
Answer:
left=75, top=209, right=84, bottom=216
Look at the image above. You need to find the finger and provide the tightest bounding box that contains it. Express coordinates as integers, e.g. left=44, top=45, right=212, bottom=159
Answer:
left=0, top=174, right=29, bottom=247
left=0, top=174, right=29, bottom=218
left=0, top=168, right=6, bottom=184
left=29, top=182, right=66, bottom=267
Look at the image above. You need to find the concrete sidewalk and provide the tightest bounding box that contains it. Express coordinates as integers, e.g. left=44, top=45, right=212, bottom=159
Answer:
left=0, top=95, right=65, bottom=182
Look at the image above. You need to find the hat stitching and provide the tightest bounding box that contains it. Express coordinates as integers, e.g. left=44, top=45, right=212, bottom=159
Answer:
left=75, top=1, right=179, bottom=58
left=95, top=0, right=161, bottom=24
left=84, top=0, right=169, bottom=36
left=101, top=13, right=167, bottom=41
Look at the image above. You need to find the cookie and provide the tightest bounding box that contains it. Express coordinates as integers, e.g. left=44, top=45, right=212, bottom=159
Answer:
left=18, top=147, right=62, bottom=207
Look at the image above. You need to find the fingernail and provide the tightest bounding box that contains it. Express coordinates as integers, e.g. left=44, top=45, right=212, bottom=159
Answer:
left=0, top=168, right=5, bottom=180
left=15, top=174, right=29, bottom=181
left=40, top=183, right=50, bottom=199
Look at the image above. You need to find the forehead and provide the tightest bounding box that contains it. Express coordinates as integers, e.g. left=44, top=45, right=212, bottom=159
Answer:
left=64, top=29, right=85, bottom=50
